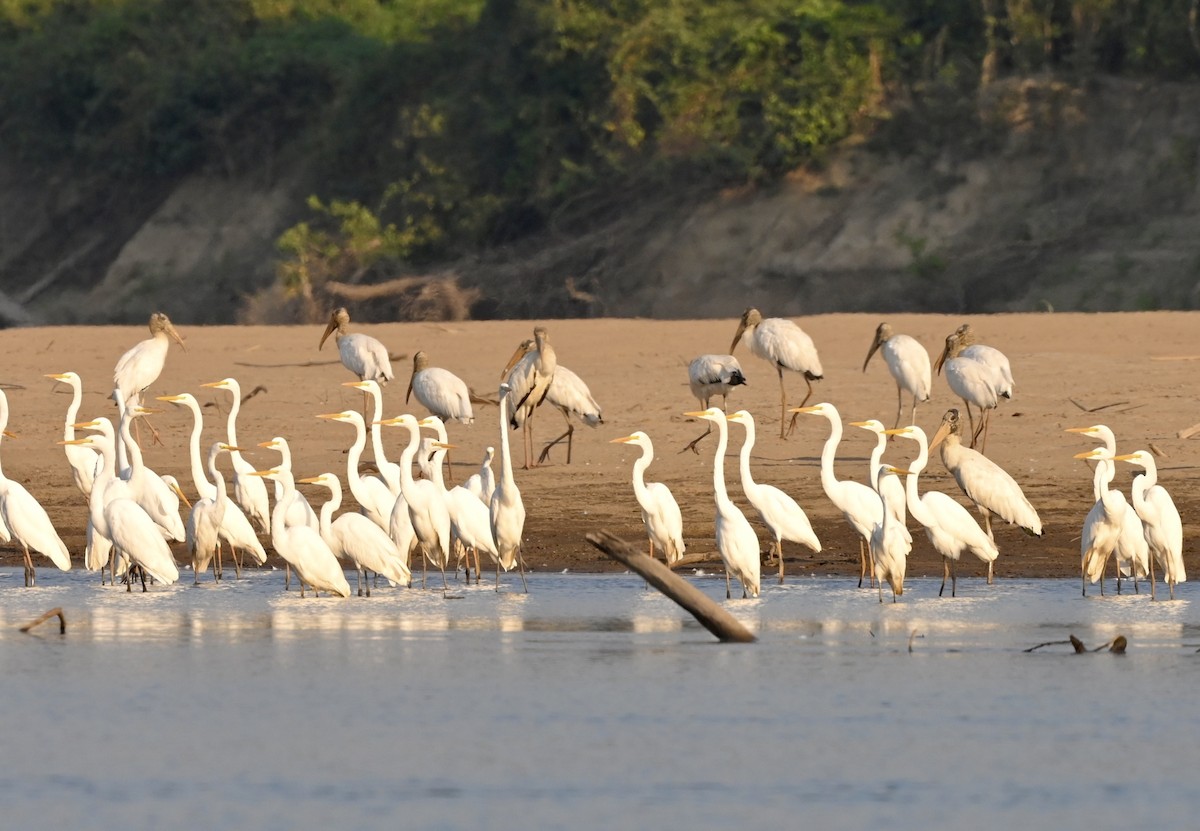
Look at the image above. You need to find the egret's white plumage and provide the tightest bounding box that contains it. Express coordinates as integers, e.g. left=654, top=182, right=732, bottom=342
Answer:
left=851, top=419, right=910, bottom=542
left=794, top=402, right=885, bottom=588
left=301, top=472, right=411, bottom=595
left=115, top=406, right=187, bottom=542
left=929, top=409, right=1041, bottom=544
left=0, top=390, right=71, bottom=586
left=183, top=443, right=238, bottom=582
left=46, top=371, right=100, bottom=498
left=256, top=436, right=320, bottom=531
left=342, top=379, right=402, bottom=493
left=158, top=393, right=267, bottom=577
left=200, top=378, right=271, bottom=532
left=488, top=383, right=528, bottom=587
left=684, top=407, right=761, bottom=599
left=610, top=431, right=686, bottom=565
left=463, top=447, right=496, bottom=506
left=1075, top=448, right=1129, bottom=596
left=252, top=468, right=351, bottom=597
left=870, top=465, right=912, bottom=603
left=378, top=413, right=453, bottom=588
left=1115, top=450, right=1186, bottom=599
left=726, top=410, right=819, bottom=583
left=862, top=323, right=932, bottom=430
left=317, top=410, right=396, bottom=531
left=112, top=312, right=185, bottom=408
left=887, top=424, right=998, bottom=596
left=730, top=307, right=823, bottom=438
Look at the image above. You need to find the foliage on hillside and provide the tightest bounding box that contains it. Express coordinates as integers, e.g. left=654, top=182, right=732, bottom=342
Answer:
left=1, top=0, right=1198, bottom=320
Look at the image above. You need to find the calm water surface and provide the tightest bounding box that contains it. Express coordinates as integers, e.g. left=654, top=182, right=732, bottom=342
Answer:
left=3, top=567, right=1198, bottom=830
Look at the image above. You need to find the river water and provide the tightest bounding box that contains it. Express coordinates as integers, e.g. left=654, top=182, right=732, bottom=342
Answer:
left=3, top=567, right=1198, bottom=830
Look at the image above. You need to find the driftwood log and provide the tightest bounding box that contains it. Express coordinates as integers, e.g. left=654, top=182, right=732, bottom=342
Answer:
left=586, top=530, right=756, bottom=643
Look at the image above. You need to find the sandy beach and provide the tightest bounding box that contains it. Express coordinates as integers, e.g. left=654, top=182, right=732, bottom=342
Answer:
left=2, top=311, right=1196, bottom=583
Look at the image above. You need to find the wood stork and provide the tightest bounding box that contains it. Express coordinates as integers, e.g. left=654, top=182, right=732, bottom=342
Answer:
left=501, top=327, right=558, bottom=469
left=730, top=307, right=823, bottom=438
left=683, top=354, right=747, bottom=454
left=862, top=323, right=932, bottom=432
left=113, top=312, right=185, bottom=409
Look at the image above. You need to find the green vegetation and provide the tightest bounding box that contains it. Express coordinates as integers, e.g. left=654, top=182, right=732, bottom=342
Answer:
left=1, top=0, right=1197, bottom=316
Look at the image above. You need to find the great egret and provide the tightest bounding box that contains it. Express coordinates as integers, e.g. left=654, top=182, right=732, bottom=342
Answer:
left=793, top=402, right=884, bottom=588
left=1066, top=424, right=1148, bottom=592
left=488, top=383, right=528, bottom=590
left=501, top=327, right=557, bottom=469
left=871, top=465, right=912, bottom=603
left=256, top=437, right=320, bottom=531
left=316, top=410, right=396, bottom=530
left=935, top=328, right=1008, bottom=451
left=851, top=419, right=910, bottom=545
left=1115, top=450, right=1186, bottom=599
left=157, top=393, right=267, bottom=578
left=725, top=410, right=819, bottom=583
left=610, top=431, right=686, bottom=566
left=683, top=407, right=761, bottom=599
left=46, top=371, right=100, bottom=498
left=862, top=323, right=932, bottom=432
left=730, top=307, right=823, bottom=438
left=184, top=442, right=239, bottom=584
left=463, top=447, right=496, bottom=506
left=376, top=413, right=453, bottom=590
left=319, top=306, right=394, bottom=386
left=1074, top=448, right=1129, bottom=597
left=0, top=390, right=71, bottom=586
left=928, top=409, right=1041, bottom=544
left=251, top=468, right=351, bottom=598
left=886, top=424, right=998, bottom=595
left=112, top=312, right=185, bottom=410
left=420, top=416, right=502, bottom=585
left=342, top=380, right=401, bottom=493
left=300, top=472, right=411, bottom=595
left=68, top=417, right=123, bottom=579
left=199, top=378, right=271, bottom=532
left=115, top=405, right=187, bottom=543
left=683, top=354, right=747, bottom=453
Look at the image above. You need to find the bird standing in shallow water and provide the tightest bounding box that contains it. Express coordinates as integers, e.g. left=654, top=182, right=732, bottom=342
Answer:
left=730, top=307, right=822, bottom=438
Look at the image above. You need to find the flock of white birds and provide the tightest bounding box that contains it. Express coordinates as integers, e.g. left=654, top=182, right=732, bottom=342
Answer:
left=0, top=306, right=1186, bottom=605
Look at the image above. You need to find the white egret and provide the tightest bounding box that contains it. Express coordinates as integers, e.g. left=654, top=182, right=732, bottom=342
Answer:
left=463, top=447, right=496, bottom=505
left=870, top=465, right=913, bottom=603
left=300, top=472, right=411, bottom=595
left=0, top=390, right=71, bottom=586
left=682, top=354, right=747, bottom=453
left=157, top=393, right=267, bottom=578
left=319, top=306, right=394, bottom=386
left=1075, top=448, right=1128, bottom=597
left=256, top=437, right=319, bottom=531
left=377, top=413, right=453, bottom=590
left=793, top=402, right=884, bottom=588
left=112, top=312, right=185, bottom=410
left=725, top=410, right=819, bottom=583
left=488, top=383, right=528, bottom=590
left=862, top=323, right=931, bottom=431
left=501, top=327, right=557, bottom=469
left=115, top=406, right=187, bottom=542
left=610, top=431, right=686, bottom=566
left=184, top=442, right=239, bottom=584
left=730, top=307, right=823, bottom=438
left=343, top=379, right=402, bottom=492
left=46, top=371, right=100, bottom=498
left=1115, top=450, right=1186, bottom=599
left=251, top=468, right=351, bottom=598
left=68, top=417, right=122, bottom=578
left=851, top=419, right=910, bottom=544
left=317, top=410, right=396, bottom=530
left=935, top=329, right=1007, bottom=451
left=417, top=415, right=500, bottom=581
left=199, top=378, right=271, bottom=532
left=929, top=408, right=1041, bottom=545
left=886, top=424, right=998, bottom=595
left=684, top=407, right=761, bottom=599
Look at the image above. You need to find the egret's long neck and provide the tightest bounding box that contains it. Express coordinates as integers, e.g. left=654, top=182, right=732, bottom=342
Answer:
left=114, top=394, right=130, bottom=474
left=186, top=402, right=215, bottom=499
left=497, top=391, right=517, bottom=488
left=225, top=391, right=241, bottom=446
left=818, top=412, right=843, bottom=497
left=318, top=480, right=340, bottom=538
left=869, top=433, right=886, bottom=482
left=63, top=379, right=82, bottom=441
left=366, top=390, right=398, bottom=491
left=902, top=435, right=937, bottom=529
left=397, top=422, right=422, bottom=495
left=207, top=448, right=228, bottom=511
left=119, top=410, right=145, bottom=480
left=711, top=417, right=733, bottom=510
left=736, top=420, right=757, bottom=492
left=343, top=417, right=375, bottom=506
left=0, top=392, right=9, bottom=481
left=87, top=438, right=116, bottom=534
left=270, top=476, right=294, bottom=548
left=630, top=443, right=653, bottom=503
